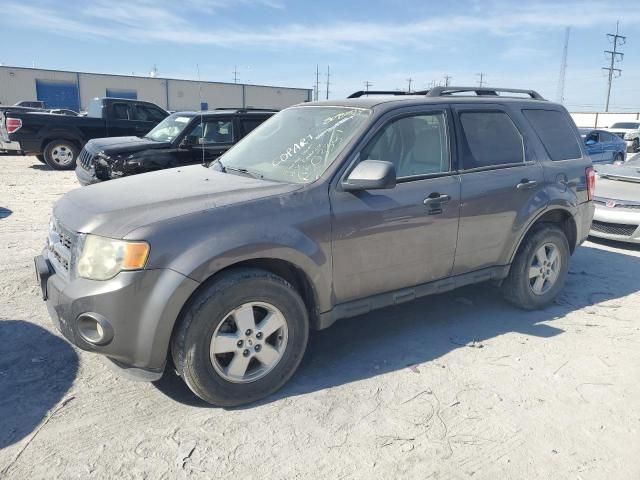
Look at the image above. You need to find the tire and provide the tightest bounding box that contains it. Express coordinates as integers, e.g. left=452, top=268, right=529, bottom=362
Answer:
left=633, top=138, right=640, bottom=153
left=36, top=154, right=46, bottom=163
left=171, top=268, right=309, bottom=406
left=614, top=153, right=624, bottom=163
left=43, top=140, right=79, bottom=170
left=502, top=223, right=570, bottom=310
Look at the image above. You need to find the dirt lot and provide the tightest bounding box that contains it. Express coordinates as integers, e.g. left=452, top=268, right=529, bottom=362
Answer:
left=1, top=154, right=639, bottom=479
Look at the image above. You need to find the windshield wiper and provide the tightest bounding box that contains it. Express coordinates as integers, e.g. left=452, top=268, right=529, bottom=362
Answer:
left=216, top=159, right=263, bottom=179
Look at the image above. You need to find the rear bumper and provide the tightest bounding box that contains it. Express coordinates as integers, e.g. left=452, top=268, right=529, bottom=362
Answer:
left=0, top=139, right=21, bottom=151
left=36, top=253, right=200, bottom=379
left=576, top=201, right=595, bottom=246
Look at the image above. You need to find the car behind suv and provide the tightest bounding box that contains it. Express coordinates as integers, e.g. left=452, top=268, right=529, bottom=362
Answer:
left=35, top=87, right=595, bottom=406
left=75, top=109, right=275, bottom=185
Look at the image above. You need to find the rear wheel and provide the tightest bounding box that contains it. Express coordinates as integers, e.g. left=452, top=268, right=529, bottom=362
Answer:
left=614, top=153, right=624, bottom=163
left=43, top=140, right=79, bottom=170
left=502, top=224, right=570, bottom=310
left=171, top=268, right=309, bottom=406
left=633, top=138, right=639, bottom=153
left=35, top=154, right=46, bottom=163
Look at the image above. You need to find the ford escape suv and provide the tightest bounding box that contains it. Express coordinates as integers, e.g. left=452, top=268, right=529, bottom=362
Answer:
left=35, top=87, right=595, bottom=406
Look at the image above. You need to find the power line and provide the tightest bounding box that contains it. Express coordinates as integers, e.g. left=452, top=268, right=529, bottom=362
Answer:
left=603, top=21, right=625, bottom=112
left=557, top=27, right=570, bottom=103
left=232, top=65, right=239, bottom=83
left=443, top=74, right=452, bottom=87
left=476, top=72, right=486, bottom=87
left=315, top=65, right=320, bottom=101
left=406, top=77, right=413, bottom=92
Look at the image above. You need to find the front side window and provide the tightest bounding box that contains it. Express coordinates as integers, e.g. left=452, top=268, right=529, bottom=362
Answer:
left=133, top=105, right=166, bottom=122
left=218, top=107, right=371, bottom=183
left=112, top=103, right=130, bottom=120
left=186, top=119, right=234, bottom=145
left=361, top=112, right=449, bottom=178
left=459, top=111, right=524, bottom=169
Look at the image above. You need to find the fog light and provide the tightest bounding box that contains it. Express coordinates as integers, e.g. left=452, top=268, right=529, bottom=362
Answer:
left=77, top=313, right=113, bottom=345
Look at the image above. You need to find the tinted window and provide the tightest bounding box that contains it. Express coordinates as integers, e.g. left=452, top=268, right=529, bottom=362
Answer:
left=241, top=119, right=265, bottom=136
left=361, top=112, right=449, bottom=178
left=523, top=109, right=582, bottom=161
left=132, top=105, right=166, bottom=122
left=601, top=132, right=618, bottom=143
left=187, top=119, right=234, bottom=145
left=459, top=111, right=524, bottom=168
left=112, top=103, right=130, bottom=120
left=611, top=122, right=640, bottom=129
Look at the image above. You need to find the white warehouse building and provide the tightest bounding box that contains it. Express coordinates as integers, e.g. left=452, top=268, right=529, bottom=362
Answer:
left=0, top=66, right=312, bottom=112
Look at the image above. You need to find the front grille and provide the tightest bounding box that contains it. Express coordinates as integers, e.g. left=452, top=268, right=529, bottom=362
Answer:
left=78, top=147, right=94, bottom=169
left=593, top=197, right=640, bottom=210
left=47, top=219, right=77, bottom=277
left=591, top=220, right=638, bottom=237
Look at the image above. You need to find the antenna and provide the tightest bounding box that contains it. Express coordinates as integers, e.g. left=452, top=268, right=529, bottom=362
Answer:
left=443, top=74, right=452, bottom=87
left=556, top=27, right=570, bottom=103
left=364, top=81, right=373, bottom=93
left=406, top=77, right=413, bottom=93
left=196, top=64, right=205, bottom=166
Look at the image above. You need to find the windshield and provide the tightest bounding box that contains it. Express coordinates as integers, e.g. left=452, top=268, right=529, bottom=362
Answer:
left=217, top=106, right=371, bottom=183
left=610, top=122, right=640, bottom=129
left=145, top=114, right=193, bottom=142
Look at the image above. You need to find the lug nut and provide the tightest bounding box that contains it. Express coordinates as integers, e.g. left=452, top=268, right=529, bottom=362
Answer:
left=255, top=344, right=262, bottom=352
left=243, top=349, right=250, bottom=357
left=245, top=329, right=252, bottom=336
left=237, top=340, right=243, bottom=347
left=256, top=332, right=263, bottom=340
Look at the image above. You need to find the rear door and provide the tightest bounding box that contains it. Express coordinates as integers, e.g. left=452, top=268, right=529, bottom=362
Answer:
left=331, top=107, right=461, bottom=303
left=452, top=104, right=545, bottom=274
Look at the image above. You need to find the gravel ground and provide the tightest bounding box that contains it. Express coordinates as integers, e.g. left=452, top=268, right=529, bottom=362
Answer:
left=1, top=154, right=639, bottom=479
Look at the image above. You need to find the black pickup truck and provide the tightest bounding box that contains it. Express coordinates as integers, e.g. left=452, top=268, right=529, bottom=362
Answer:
left=0, top=98, right=168, bottom=169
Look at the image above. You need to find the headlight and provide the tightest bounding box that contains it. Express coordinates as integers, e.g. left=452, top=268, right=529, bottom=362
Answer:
left=76, top=234, right=149, bottom=280
left=624, top=133, right=633, bottom=140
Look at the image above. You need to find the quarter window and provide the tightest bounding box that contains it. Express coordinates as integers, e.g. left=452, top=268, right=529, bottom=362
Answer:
left=458, top=111, right=524, bottom=169
left=361, top=112, right=450, bottom=178
left=522, top=109, right=582, bottom=161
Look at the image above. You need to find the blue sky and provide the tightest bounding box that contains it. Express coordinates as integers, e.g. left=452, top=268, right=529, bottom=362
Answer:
left=1, top=0, right=639, bottom=111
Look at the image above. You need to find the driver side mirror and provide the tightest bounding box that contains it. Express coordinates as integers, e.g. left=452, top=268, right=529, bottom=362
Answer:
left=179, top=136, right=198, bottom=149
left=343, top=160, right=396, bottom=191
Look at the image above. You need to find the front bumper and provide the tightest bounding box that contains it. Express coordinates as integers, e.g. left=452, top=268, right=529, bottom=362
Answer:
left=35, top=254, right=199, bottom=380
left=625, top=140, right=638, bottom=152
left=589, top=204, right=640, bottom=244
left=75, top=165, right=100, bottom=186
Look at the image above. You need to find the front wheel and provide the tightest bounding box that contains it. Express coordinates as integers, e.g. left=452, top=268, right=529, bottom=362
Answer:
left=502, top=224, right=570, bottom=310
left=43, top=140, right=79, bottom=170
left=171, top=268, right=309, bottom=406
left=633, top=138, right=640, bottom=153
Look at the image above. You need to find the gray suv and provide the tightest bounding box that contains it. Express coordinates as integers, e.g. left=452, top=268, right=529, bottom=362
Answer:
left=35, top=87, right=595, bottom=406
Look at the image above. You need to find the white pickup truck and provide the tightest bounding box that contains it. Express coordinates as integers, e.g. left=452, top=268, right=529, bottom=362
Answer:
left=604, top=121, right=640, bottom=153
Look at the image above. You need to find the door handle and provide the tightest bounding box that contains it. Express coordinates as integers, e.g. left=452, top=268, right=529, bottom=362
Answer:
left=516, top=179, right=538, bottom=190
left=423, top=194, right=451, bottom=206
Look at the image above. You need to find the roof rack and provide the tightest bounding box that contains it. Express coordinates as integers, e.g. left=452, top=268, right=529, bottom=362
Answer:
left=214, top=107, right=278, bottom=112
left=347, top=87, right=545, bottom=101
left=426, top=86, right=545, bottom=100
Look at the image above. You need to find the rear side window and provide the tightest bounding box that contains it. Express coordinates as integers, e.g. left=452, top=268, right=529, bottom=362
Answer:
left=458, top=111, right=524, bottom=169
left=112, top=103, right=130, bottom=120
left=132, top=105, right=166, bottom=122
left=522, top=109, right=582, bottom=160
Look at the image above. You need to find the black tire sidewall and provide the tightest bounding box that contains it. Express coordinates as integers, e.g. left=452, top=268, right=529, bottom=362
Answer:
left=507, top=225, right=570, bottom=309
left=44, top=140, right=79, bottom=170
left=174, top=270, right=309, bottom=406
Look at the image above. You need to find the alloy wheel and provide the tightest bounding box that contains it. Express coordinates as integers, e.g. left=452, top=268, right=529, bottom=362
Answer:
left=528, top=243, right=561, bottom=295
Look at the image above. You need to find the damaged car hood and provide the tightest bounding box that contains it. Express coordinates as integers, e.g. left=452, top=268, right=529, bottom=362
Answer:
left=54, top=165, right=301, bottom=238
left=87, top=136, right=171, bottom=154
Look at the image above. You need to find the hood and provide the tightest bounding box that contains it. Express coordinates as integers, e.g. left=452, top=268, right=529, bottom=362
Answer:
left=595, top=164, right=640, bottom=202
left=87, top=136, right=170, bottom=155
left=54, top=165, right=300, bottom=238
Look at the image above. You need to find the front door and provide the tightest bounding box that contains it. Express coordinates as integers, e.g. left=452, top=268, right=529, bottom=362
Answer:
left=452, top=105, right=545, bottom=274
left=331, top=109, right=461, bottom=303
left=179, top=117, right=236, bottom=165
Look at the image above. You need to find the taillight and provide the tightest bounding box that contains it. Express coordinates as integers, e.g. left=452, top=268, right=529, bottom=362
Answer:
left=586, top=166, right=595, bottom=201
left=6, top=118, right=22, bottom=134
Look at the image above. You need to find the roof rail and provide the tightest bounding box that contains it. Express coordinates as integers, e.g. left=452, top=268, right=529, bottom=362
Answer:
left=348, top=90, right=428, bottom=98
left=426, top=86, right=545, bottom=100
left=214, top=107, right=278, bottom=112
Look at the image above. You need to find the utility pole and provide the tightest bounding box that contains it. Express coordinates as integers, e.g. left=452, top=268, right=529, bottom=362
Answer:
left=556, top=27, right=570, bottom=104
left=443, top=74, right=452, bottom=87
left=364, top=81, right=373, bottom=93
left=406, top=77, right=413, bottom=92
left=325, top=65, right=330, bottom=100
left=476, top=72, right=486, bottom=87
left=232, top=65, right=239, bottom=83
left=603, top=21, right=625, bottom=112
left=315, top=65, right=320, bottom=101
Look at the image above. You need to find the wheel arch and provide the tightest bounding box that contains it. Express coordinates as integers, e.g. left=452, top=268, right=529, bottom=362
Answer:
left=509, top=207, right=578, bottom=264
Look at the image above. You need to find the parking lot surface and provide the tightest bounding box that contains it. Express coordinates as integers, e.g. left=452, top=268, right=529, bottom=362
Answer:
left=1, top=155, right=639, bottom=479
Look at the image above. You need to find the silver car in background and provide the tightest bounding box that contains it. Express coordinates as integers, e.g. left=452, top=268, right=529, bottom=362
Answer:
left=591, top=153, right=640, bottom=243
